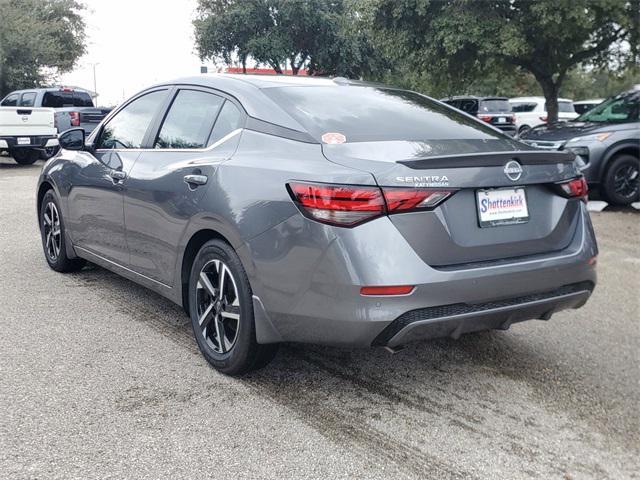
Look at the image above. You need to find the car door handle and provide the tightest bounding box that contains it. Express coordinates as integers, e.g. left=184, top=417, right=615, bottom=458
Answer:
left=184, top=174, right=208, bottom=187
left=110, top=170, right=126, bottom=181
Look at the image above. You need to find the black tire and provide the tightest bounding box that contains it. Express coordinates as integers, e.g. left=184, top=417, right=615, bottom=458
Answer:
left=518, top=125, right=531, bottom=137
left=39, top=190, right=86, bottom=272
left=11, top=148, right=40, bottom=165
left=189, top=239, right=278, bottom=375
left=601, top=154, right=640, bottom=206
left=40, top=146, right=60, bottom=160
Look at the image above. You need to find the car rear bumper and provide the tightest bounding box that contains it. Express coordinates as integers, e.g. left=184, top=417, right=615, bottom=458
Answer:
left=373, top=281, right=593, bottom=347
left=246, top=204, right=598, bottom=347
left=0, top=135, right=58, bottom=150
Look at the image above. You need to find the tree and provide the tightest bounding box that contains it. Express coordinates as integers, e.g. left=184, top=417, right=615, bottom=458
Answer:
left=368, top=0, right=639, bottom=122
left=194, top=0, right=381, bottom=77
left=0, top=0, right=87, bottom=97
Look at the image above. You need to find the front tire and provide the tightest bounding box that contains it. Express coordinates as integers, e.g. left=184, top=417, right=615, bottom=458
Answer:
left=189, top=239, right=278, bottom=375
left=11, top=148, right=40, bottom=165
left=601, top=154, right=639, bottom=206
left=40, top=190, right=86, bottom=272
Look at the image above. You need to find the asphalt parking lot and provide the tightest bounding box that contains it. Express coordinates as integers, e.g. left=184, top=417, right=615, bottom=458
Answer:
left=1, top=157, right=638, bottom=479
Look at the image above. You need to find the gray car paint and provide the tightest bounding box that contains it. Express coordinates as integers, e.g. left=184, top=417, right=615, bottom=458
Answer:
left=37, top=74, right=598, bottom=349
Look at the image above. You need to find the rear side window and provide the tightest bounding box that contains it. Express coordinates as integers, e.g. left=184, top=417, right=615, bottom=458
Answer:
left=479, top=99, right=511, bottom=113
left=557, top=102, right=575, bottom=113
left=98, top=90, right=167, bottom=149
left=208, top=101, right=243, bottom=146
left=155, top=90, right=224, bottom=149
left=458, top=99, right=478, bottom=114
left=511, top=102, right=536, bottom=112
left=264, top=86, right=504, bottom=142
left=19, top=92, right=36, bottom=107
left=1, top=94, right=19, bottom=106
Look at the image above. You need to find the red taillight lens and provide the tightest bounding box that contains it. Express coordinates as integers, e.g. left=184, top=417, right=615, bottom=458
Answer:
left=478, top=115, right=493, bottom=123
left=360, top=285, right=415, bottom=296
left=539, top=116, right=548, bottom=122
left=69, top=111, right=80, bottom=127
left=382, top=187, right=453, bottom=212
left=288, top=182, right=385, bottom=226
left=288, top=182, right=455, bottom=227
left=558, top=177, right=588, bottom=202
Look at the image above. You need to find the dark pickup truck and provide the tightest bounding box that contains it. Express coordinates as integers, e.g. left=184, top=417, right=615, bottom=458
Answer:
left=0, top=87, right=112, bottom=157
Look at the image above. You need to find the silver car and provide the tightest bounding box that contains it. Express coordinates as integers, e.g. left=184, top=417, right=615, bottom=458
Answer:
left=37, top=75, right=598, bottom=375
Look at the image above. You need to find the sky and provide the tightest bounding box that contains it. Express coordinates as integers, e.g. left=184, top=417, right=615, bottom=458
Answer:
left=60, top=0, right=209, bottom=107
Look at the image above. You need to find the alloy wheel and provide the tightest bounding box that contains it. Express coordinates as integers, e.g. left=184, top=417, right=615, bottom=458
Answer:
left=43, top=202, right=62, bottom=261
left=613, top=164, right=639, bottom=199
left=196, top=259, right=241, bottom=354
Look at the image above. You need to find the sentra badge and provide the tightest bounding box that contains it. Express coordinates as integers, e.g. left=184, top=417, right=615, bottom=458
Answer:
left=396, top=175, right=449, bottom=187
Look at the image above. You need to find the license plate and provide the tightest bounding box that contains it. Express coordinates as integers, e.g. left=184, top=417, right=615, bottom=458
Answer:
left=17, top=137, right=30, bottom=145
left=476, top=187, right=529, bottom=227
left=497, top=117, right=506, bottom=123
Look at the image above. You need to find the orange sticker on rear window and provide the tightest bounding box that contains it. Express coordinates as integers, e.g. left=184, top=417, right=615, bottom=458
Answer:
left=321, top=132, right=346, bottom=144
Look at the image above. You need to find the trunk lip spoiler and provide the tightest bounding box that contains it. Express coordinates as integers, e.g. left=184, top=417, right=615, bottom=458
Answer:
left=398, top=150, right=575, bottom=169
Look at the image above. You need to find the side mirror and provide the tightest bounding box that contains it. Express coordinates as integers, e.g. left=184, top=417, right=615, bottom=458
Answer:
left=58, top=128, right=86, bottom=151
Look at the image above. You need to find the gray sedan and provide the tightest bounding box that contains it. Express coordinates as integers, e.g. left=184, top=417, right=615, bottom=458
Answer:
left=37, top=75, right=598, bottom=375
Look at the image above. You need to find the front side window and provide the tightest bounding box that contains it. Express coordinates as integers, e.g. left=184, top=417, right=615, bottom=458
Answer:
left=155, top=90, right=224, bottom=149
left=97, top=90, right=167, bottom=149
left=208, top=101, right=243, bottom=146
left=1, top=94, right=19, bottom=106
left=576, top=92, right=640, bottom=123
left=19, top=93, right=36, bottom=107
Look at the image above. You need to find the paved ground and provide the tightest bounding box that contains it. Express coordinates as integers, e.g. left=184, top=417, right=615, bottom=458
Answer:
left=1, top=157, right=638, bottom=480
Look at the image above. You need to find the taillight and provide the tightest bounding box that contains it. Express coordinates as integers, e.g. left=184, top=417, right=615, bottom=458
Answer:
left=539, top=116, right=548, bottom=122
left=558, top=177, right=588, bottom=202
left=287, top=182, right=455, bottom=227
left=288, top=182, right=385, bottom=226
left=69, top=111, right=80, bottom=127
left=382, top=187, right=453, bottom=212
left=478, top=115, right=493, bottom=123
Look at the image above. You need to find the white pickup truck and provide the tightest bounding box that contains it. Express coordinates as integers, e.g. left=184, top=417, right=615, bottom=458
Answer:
left=0, top=107, right=58, bottom=164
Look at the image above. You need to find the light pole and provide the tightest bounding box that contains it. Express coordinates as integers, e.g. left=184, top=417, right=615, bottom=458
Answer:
left=91, top=63, right=100, bottom=105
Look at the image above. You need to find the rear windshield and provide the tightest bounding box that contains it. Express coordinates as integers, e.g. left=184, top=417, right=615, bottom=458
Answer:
left=478, top=99, right=511, bottom=113
left=42, top=91, right=94, bottom=108
left=263, top=86, right=512, bottom=143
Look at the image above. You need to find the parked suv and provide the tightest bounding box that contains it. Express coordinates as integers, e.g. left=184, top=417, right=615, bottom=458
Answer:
left=573, top=99, right=604, bottom=116
left=441, top=96, right=516, bottom=136
left=509, top=97, right=578, bottom=136
left=521, top=89, right=639, bottom=205
left=1, top=87, right=111, bottom=157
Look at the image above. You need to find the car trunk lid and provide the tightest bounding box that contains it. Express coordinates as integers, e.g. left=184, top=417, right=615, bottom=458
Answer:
left=322, top=140, right=582, bottom=267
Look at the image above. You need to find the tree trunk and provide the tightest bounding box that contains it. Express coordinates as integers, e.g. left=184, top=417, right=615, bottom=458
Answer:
left=537, top=76, right=560, bottom=124
left=242, top=57, right=247, bottom=74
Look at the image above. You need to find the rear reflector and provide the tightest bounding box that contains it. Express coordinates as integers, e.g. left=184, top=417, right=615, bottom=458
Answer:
left=478, top=115, right=493, bottom=123
left=360, top=285, right=415, bottom=296
left=288, top=182, right=455, bottom=227
left=558, top=177, right=588, bottom=202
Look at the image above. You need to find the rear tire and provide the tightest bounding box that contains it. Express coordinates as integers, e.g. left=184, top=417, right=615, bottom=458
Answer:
left=40, top=146, right=60, bottom=160
left=518, top=125, right=531, bottom=137
left=40, top=190, right=86, bottom=272
left=11, top=148, right=40, bottom=165
left=189, top=239, right=278, bottom=375
left=601, top=154, right=639, bottom=206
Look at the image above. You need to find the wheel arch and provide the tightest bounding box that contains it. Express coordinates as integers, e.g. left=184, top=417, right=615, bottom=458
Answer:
left=36, top=180, right=56, bottom=225
left=599, top=141, right=640, bottom=181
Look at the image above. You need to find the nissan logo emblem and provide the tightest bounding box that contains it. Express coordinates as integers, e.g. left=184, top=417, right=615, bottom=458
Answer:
left=504, top=160, right=523, bottom=181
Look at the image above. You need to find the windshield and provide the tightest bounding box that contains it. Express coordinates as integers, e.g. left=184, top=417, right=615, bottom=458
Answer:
left=576, top=92, right=639, bottom=123
left=263, top=86, right=512, bottom=143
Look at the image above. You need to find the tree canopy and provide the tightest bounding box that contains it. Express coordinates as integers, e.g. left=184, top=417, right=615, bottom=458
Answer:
left=194, top=0, right=382, bottom=77
left=0, top=0, right=87, bottom=97
left=368, top=0, right=639, bottom=121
